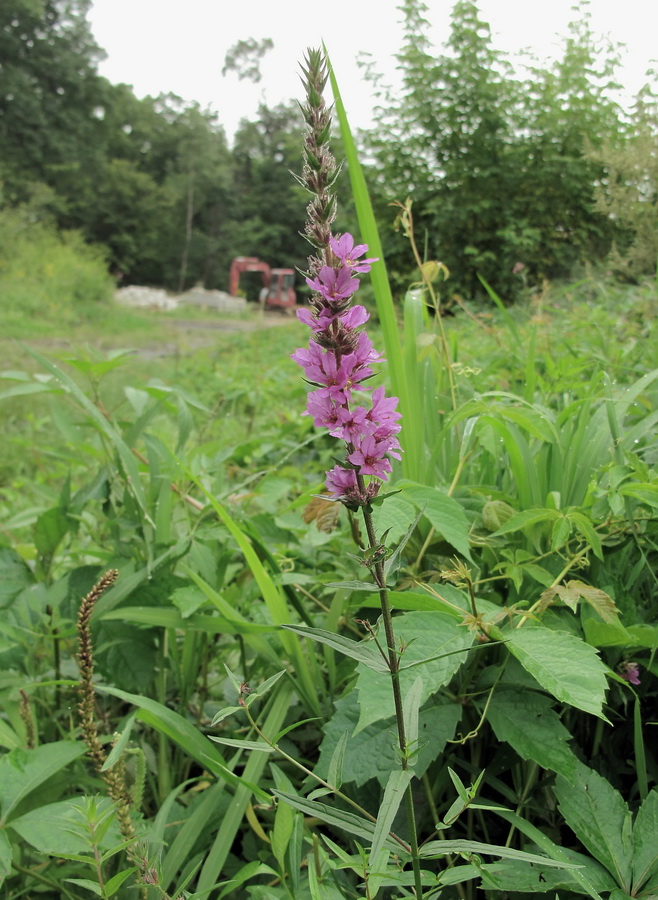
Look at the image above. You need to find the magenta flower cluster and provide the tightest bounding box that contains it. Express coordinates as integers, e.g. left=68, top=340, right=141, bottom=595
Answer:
left=292, top=234, right=401, bottom=507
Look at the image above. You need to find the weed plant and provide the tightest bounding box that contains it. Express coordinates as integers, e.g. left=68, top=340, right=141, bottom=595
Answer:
left=0, top=53, right=657, bottom=900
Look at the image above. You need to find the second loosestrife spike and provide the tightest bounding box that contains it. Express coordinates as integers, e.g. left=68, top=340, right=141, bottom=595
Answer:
left=294, top=52, right=401, bottom=510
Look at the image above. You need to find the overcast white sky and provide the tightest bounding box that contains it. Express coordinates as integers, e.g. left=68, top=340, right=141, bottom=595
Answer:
left=87, top=0, right=657, bottom=141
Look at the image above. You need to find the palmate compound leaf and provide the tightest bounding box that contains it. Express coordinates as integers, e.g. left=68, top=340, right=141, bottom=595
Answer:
left=353, top=611, right=473, bottom=733
left=503, top=626, right=609, bottom=719
left=487, top=691, right=579, bottom=779
left=315, top=693, right=461, bottom=788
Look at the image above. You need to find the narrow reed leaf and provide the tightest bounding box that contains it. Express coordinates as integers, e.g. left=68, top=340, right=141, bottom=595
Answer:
left=369, top=770, right=413, bottom=865
left=281, top=625, right=389, bottom=673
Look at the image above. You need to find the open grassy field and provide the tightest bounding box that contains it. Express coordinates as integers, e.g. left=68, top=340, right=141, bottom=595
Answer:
left=1, top=271, right=657, bottom=899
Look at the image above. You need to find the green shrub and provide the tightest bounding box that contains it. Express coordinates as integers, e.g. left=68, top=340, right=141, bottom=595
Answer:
left=0, top=207, right=113, bottom=336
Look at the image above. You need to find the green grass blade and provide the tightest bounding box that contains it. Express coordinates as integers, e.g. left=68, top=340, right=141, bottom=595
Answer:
left=327, top=53, right=417, bottom=472
left=195, top=681, right=293, bottom=893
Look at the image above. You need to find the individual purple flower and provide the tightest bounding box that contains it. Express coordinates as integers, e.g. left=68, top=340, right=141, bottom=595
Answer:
left=352, top=331, right=384, bottom=368
left=333, top=404, right=369, bottom=442
left=620, top=661, right=641, bottom=685
left=368, top=386, right=402, bottom=429
left=306, top=265, right=360, bottom=303
left=325, top=465, right=358, bottom=497
left=297, top=303, right=369, bottom=334
left=305, top=392, right=341, bottom=431
left=347, top=434, right=394, bottom=479
left=330, top=233, right=379, bottom=274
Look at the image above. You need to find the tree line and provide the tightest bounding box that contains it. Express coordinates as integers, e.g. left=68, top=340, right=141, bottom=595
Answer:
left=1, top=0, right=656, bottom=300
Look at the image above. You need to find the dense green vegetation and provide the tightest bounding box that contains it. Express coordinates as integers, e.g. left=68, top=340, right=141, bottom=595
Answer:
left=0, top=266, right=657, bottom=897
left=1, top=0, right=657, bottom=297
left=0, top=2, right=657, bottom=898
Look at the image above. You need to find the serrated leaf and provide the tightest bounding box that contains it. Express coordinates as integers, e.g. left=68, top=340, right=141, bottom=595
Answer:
left=556, top=762, right=633, bottom=890
left=631, top=789, right=658, bottom=892
left=403, top=484, right=472, bottom=560
left=316, top=694, right=461, bottom=787
left=9, top=797, right=121, bottom=855
left=354, top=611, right=473, bottom=732
left=487, top=691, right=578, bottom=778
left=482, top=500, right=516, bottom=532
left=420, top=839, right=580, bottom=868
left=0, top=742, right=86, bottom=824
left=504, top=626, right=608, bottom=719
left=280, top=625, right=388, bottom=673
left=476, top=851, right=616, bottom=895
left=33, top=506, right=71, bottom=556
left=0, top=830, right=11, bottom=884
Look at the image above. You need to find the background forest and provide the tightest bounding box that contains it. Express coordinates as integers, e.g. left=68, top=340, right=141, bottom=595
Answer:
left=1, top=2, right=658, bottom=900
left=1, top=0, right=657, bottom=300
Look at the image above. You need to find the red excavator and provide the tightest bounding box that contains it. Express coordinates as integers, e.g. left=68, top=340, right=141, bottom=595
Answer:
left=229, top=257, right=296, bottom=310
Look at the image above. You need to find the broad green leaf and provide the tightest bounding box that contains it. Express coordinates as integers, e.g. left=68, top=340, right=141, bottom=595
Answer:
left=420, top=839, right=580, bottom=868
left=555, top=762, right=633, bottom=890
left=484, top=802, right=608, bottom=900
left=316, top=694, right=461, bottom=787
left=0, top=830, right=11, bottom=885
left=354, top=611, right=473, bottom=732
left=490, top=508, right=559, bottom=536
left=403, top=484, right=472, bottom=561
left=476, top=850, right=617, bottom=894
left=487, top=691, right=578, bottom=778
left=370, top=494, right=419, bottom=546
left=631, top=789, right=658, bottom=893
left=0, top=546, right=35, bottom=609
left=0, top=719, right=21, bottom=751
left=9, top=797, right=121, bottom=855
left=33, top=506, right=71, bottom=556
left=369, top=769, right=412, bottom=865
left=503, top=626, right=608, bottom=719
left=0, top=741, right=86, bottom=824
left=281, top=625, right=388, bottom=673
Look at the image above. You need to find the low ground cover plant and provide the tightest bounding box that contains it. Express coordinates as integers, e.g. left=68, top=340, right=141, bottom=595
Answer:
left=0, top=50, right=656, bottom=900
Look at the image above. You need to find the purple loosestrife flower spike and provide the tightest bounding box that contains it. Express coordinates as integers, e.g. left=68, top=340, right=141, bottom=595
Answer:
left=294, top=50, right=400, bottom=508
